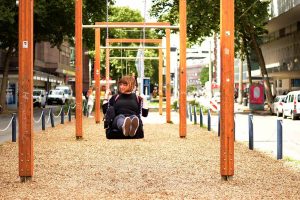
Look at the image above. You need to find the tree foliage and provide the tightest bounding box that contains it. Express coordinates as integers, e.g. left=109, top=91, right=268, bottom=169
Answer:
left=96, top=6, right=160, bottom=83
left=150, top=0, right=273, bottom=104
left=199, top=67, right=209, bottom=85
left=0, top=0, right=78, bottom=112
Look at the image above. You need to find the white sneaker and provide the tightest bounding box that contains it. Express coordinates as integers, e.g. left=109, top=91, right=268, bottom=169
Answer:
left=122, top=117, right=131, bottom=136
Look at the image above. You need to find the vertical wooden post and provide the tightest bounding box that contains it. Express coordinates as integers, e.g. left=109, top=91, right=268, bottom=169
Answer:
left=166, top=28, right=171, bottom=123
left=95, top=28, right=101, bottom=123
left=18, top=0, right=34, bottom=181
left=179, top=0, right=187, bottom=137
left=75, top=0, right=83, bottom=139
left=220, top=0, right=235, bottom=179
left=106, top=41, right=110, bottom=90
left=159, top=44, right=163, bottom=115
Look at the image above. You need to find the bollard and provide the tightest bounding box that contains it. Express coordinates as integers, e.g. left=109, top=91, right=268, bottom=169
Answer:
left=68, top=106, right=71, bottom=122
left=193, top=106, right=197, bottom=124
left=218, top=111, right=220, bottom=137
left=208, top=109, right=211, bottom=131
left=199, top=106, right=203, bottom=127
left=42, top=110, right=45, bottom=131
left=12, top=113, right=16, bottom=142
left=189, top=104, right=192, bottom=122
left=50, top=108, right=55, bottom=127
left=277, top=119, right=283, bottom=160
left=61, top=106, right=64, bottom=124
left=248, top=114, right=253, bottom=150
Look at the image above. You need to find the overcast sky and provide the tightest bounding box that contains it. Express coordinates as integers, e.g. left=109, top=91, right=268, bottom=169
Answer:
left=114, top=0, right=154, bottom=21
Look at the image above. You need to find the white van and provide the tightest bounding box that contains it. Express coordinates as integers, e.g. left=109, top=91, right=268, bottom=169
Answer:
left=47, top=89, right=66, bottom=105
left=282, top=90, right=300, bottom=120
left=33, top=89, right=47, bottom=108
left=55, top=85, right=73, bottom=103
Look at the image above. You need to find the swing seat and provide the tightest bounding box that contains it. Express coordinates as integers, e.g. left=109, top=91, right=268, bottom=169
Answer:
left=105, top=118, right=144, bottom=139
left=105, top=128, right=144, bottom=139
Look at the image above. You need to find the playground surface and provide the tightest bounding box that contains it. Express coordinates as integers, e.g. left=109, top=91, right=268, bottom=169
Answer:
left=1, top=112, right=300, bottom=199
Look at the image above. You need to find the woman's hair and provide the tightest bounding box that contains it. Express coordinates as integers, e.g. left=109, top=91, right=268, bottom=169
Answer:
left=118, top=76, right=136, bottom=93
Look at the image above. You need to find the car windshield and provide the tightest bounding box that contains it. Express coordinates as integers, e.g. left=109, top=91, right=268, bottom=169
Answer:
left=49, top=90, right=62, bottom=95
left=33, top=91, right=41, bottom=96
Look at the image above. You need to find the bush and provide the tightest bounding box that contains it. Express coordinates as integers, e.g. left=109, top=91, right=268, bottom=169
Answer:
left=172, top=100, right=178, bottom=111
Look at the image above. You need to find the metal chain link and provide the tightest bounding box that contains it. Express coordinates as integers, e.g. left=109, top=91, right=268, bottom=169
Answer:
left=33, top=110, right=44, bottom=123
left=46, top=109, right=51, bottom=124
left=65, top=106, right=70, bottom=118
left=53, top=107, right=63, bottom=118
left=0, top=116, right=14, bottom=132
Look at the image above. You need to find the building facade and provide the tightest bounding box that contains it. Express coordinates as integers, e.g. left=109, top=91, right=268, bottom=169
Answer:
left=0, top=41, right=76, bottom=107
left=260, top=0, right=300, bottom=95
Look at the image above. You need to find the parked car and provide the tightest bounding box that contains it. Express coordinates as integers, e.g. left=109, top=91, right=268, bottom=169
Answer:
left=282, top=90, right=300, bottom=120
left=47, top=89, right=66, bottom=105
left=33, top=89, right=47, bottom=108
left=55, top=85, right=73, bottom=103
left=271, top=95, right=286, bottom=117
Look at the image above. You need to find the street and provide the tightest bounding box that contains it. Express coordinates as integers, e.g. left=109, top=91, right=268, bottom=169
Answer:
left=200, top=113, right=300, bottom=160
left=0, top=105, right=72, bottom=144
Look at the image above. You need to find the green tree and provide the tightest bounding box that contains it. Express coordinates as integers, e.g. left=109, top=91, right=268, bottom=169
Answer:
left=0, top=0, right=113, bottom=112
left=93, top=6, right=160, bottom=84
left=199, top=67, right=209, bottom=85
left=150, top=0, right=273, bottom=106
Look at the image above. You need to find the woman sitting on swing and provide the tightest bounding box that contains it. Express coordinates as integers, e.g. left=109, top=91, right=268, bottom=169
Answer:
left=102, top=76, right=149, bottom=139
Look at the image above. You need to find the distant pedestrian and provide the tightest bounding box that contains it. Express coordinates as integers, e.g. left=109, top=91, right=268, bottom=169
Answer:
left=87, top=87, right=95, bottom=117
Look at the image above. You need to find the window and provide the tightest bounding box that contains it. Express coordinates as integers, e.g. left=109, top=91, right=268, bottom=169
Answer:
left=277, top=80, right=282, bottom=88
left=291, top=79, right=300, bottom=87
left=279, top=28, right=285, bottom=38
left=289, top=95, right=294, bottom=103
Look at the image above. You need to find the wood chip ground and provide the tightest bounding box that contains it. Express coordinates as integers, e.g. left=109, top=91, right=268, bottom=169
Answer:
left=1, top=115, right=300, bottom=199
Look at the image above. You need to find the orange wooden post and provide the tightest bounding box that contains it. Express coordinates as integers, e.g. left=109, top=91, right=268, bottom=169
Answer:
left=96, top=22, right=171, bottom=27
left=18, top=0, right=34, bottom=182
left=106, top=41, right=110, bottom=90
left=179, top=0, right=187, bottom=137
left=159, top=44, right=163, bottom=115
left=107, top=39, right=161, bottom=43
left=220, top=0, right=235, bottom=179
left=95, top=28, right=101, bottom=123
left=75, top=0, right=83, bottom=139
left=166, top=29, right=171, bottom=123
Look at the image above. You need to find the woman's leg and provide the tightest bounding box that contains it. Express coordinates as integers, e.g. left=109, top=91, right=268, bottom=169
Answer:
left=114, top=114, right=131, bottom=136
left=88, top=105, right=93, bottom=116
left=114, top=114, right=125, bottom=129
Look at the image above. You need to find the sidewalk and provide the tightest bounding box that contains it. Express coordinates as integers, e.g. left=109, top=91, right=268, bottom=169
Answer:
left=1, top=112, right=300, bottom=199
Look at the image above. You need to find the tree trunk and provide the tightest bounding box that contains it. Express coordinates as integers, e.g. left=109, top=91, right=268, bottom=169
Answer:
left=242, top=37, right=253, bottom=85
left=249, top=29, right=273, bottom=108
left=213, top=33, right=217, bottom=82
left=0, top=47, right=13, bottom=113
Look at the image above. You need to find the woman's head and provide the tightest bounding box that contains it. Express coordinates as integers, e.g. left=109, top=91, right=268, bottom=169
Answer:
left=118, top=76, right=136, bottom=94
